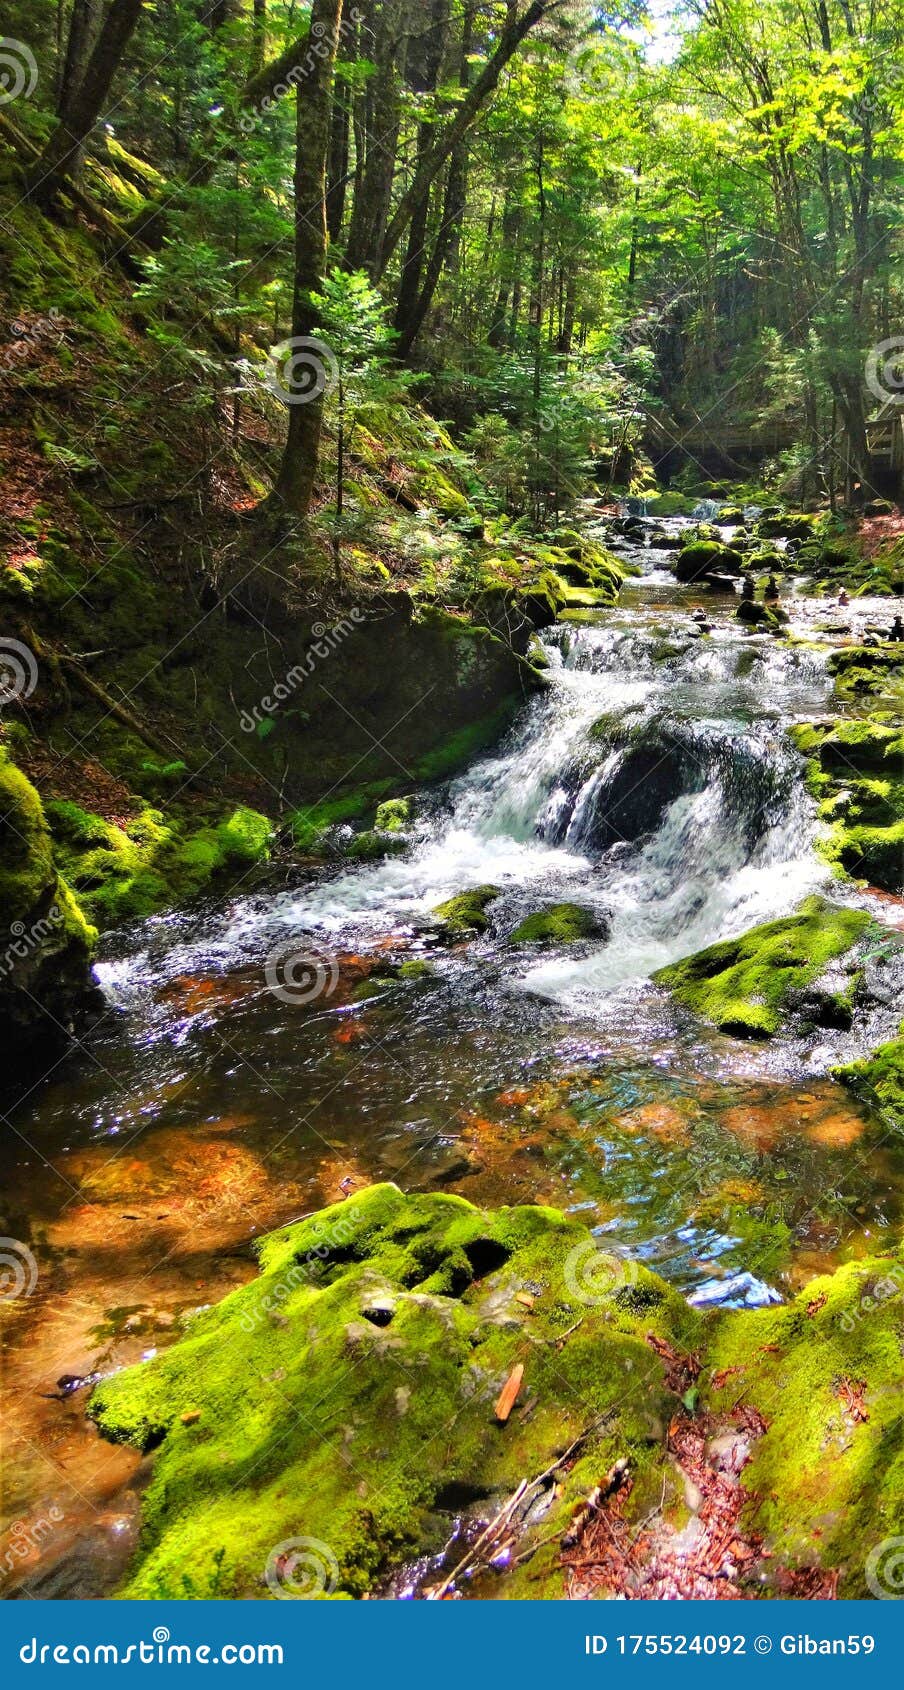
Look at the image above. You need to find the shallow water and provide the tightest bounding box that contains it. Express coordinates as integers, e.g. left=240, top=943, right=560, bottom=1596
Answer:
left=3, top=514, right=903, bottom=1597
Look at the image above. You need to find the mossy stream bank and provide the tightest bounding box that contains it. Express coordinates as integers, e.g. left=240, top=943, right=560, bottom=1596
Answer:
left=89, top=1181, right=904, bottom=1601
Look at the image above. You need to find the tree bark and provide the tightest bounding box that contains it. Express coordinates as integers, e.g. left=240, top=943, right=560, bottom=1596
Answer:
left=271, top=0, right=344, bottom=518
left=30, top=0, right=145, bottom=203
left=57, top=0, right=103, bottom=123
left=376, top=0, right=554, bottom=279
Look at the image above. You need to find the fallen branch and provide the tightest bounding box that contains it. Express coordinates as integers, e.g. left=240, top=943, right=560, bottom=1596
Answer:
left=56, top=652, right=189, bottom=765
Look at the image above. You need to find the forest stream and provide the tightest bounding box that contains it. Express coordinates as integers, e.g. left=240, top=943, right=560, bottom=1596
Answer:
left=4, top=510, right=903, bottom=1598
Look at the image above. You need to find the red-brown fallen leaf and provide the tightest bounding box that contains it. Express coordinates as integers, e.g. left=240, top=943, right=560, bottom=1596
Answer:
left=835, top=1375, right=869, bottom=1423
left=494, top=1364, right=524, bottom=1423
left=646, top=1333, right=701, bottom=1393
left=711, top=1365, right=744, bottom=1389
left=806, top=1292, right=827, bottom=1317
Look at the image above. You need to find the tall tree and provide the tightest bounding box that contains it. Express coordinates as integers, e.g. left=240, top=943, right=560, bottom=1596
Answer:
left=271, top=0, right=345, bottom=517
left=30, top=0, right=145, bottom=203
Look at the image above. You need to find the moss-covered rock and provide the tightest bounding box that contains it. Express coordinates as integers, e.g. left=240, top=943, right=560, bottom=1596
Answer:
left=373, top=797, right=414, bottom=833
left=0, top=750, right=98, bottom=1069
left=757, top=512, right=818, bottom=540
left=702, top=1246, right=904, bottom=1595
left=46, top=797, right=272, bottom=927
left=674, top=541, right=743, bottom=583
left=88, top=1183, right=700, bottom=1599
left=432, top=884, right=500, bottom=938
left=509, top=902, right=607, bottom=946
left=653, top=896, right=872, bottom=1037
left=790, top=720, right=904, bottom=892
left=89, top=1183, right=904, bottom=1601
left=833, top=1032, right=904, bottom=1132
left=644, top=491, right=698, bottom=517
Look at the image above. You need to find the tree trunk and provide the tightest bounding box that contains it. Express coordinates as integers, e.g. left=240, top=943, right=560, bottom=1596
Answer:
left=57, top=0, right=103, bottom=123
left=30, top=0, right=145, bottom=203
left=326, top=0, right=354, bottom=241
left=392, top=0, right=450, bottom=344
left=345, top=0, right=411, bottom=275
left=394, top=0, right=471, bottom=358
left=376, top=0, right=553, bottom=279
left=271, top=0, right=344, bottom=518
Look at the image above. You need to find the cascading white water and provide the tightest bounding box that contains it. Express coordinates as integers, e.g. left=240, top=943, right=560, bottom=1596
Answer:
left=199, top=601, right=834, bottom=1015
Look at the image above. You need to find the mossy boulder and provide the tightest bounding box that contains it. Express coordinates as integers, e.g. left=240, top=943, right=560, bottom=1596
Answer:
left=674, top=541, right=743, bottom=583
left=757, top=512, right=818, bottom=539
left=509, top=902, right=607, bottom=946
left=653, top=896, right=872, bottom=1038
left=644, top=491, right=697, bottom=517
left=432, top=884, right=500, bottom=938
left=0, top=750, right=98, bottom=1069
left=373, top=797, right=414, bottom=834
left=89, top=1182, right=904, bottom=1600
left=791, top=720, right=904, bottom=892
left=46, top=797, right=272, bottom=927
left=701, top=1247, right=904, bottom=1593
left=88, top=1182, right=695, bottom=1599
left=834, top=1033, right=904, bottom=1131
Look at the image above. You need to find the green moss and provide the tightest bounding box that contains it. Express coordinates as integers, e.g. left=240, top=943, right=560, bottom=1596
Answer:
left=509, top=902, right=604, bottom=946
left=0, top=751, right=97, bottom=1059
left=703, top=1248, right=904, bottom=1594
left=373, top=797, right=413, bottom=833
left=89, top=1183, right=700, bottom=1599
left=653, top=896, right=872, bottom=1038
left=433, top=885, right=500, bottom=936
left=46, top=798, right=271, bottom=927
left=757, top=512, right=818, bottom=539
left=644, top=491, right=697, bottom=516
left=791, top=719, right=904, bottom=891
left=345, top=830, right=408, bottom=862
left=833, top=1033, right=904, bottom=1132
